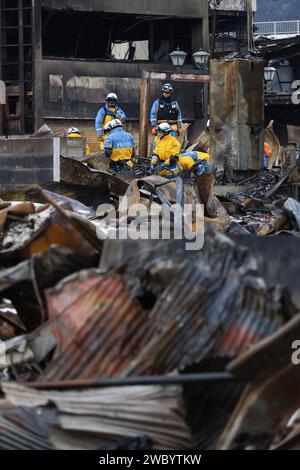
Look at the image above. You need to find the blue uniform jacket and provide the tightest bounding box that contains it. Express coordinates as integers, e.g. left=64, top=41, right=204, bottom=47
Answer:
left=103, top=127, right=135, bottom=161
left=150, top=99, right=183, bottom=127
left=95, top=105, right=126, bottom=137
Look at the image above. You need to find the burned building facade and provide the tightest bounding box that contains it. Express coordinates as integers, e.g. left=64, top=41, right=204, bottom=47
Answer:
left=256, top=35, right=300, bottom=146
left=210, top=0, right=256, bottom=55
left=0, top=0, right=209, bottom=150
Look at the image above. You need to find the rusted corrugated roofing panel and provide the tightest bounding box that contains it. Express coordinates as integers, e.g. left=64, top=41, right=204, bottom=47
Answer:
left=40, top=232, right=285, bottom=381
left=0, top=404, right=54, bottom=450
left=43, top=273, right=146, bottom=381
left=1, top=381, right=193, bottom=450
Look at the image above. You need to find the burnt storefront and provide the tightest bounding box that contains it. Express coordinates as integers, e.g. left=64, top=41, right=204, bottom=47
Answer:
left=0, top=0, right=209, bottom=150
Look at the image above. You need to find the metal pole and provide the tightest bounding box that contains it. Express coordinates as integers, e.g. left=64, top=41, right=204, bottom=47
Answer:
left=247, top=0, right=254, bottom=51
left=32, top=0, right=43, bottom=131
left=18, top=0, right=25, bottom=134
left=53, top=137, right=61, bottom=182
left=0, top=6, right=3, bottom=136
left=175, top=176, right=184, bottom=209
left=139, top=71, right=150, bottom=157
left=27, top=372, right=242, bottom=390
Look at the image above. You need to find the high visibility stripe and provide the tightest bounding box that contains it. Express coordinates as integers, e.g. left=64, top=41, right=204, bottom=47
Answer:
left=110, top=147, right=133, bottom=161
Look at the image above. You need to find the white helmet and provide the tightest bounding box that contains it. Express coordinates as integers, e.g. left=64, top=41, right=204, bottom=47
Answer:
left=67, top=127, right=80, bottom=136
left=157, top=122, right=172, bottom=135
left=106, top=92, right=118, bottom=102
left=162, top=83, right=173, bottom=94
left=104, top=118, right=123, bottom=133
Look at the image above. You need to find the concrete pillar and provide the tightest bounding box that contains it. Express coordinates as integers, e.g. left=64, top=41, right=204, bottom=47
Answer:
left=210, top=59, right=264, bottom=176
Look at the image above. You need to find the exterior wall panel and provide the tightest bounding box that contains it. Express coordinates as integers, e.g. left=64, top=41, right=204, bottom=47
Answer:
left=41, top=0, right=208, bottom=18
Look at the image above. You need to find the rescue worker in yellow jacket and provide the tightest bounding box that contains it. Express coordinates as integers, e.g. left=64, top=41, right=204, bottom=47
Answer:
left=150, top=122, right=182, bottom=178
left=179, top=150, right=210, bottom=176
left=103, top=118, right=135, bottom=173
left=95, top=93, right=126, bottom=150
left=66, top=127, right=90, bottom=156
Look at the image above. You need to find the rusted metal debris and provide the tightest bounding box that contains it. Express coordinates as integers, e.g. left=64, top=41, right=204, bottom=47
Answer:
left=1, top=382, right=192, bottom=450
left=0, top=405, right=55, bottom=450
left=24, top=229, right=289, bottom=384
left=0, top=247, right=96, bottom=332
left=217, top=315, right=300, bottom=450
left=60, top=156, right=133, bottom=197
left=210, top=59, right=264, bottom=178
left=0, top=146, right=299, bottom=450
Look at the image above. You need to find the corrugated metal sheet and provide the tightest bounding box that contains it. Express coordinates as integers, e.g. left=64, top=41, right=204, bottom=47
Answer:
left=43, top=272, right=147, bottom=380
left=40, top=231, right=285, bottom=382
left=0, top=404, right=54, bottom=450
left=1, top=382, right=193, bottom=450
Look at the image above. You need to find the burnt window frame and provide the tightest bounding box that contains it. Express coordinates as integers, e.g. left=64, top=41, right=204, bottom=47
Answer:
left=41, top=9, right=198, bottom=64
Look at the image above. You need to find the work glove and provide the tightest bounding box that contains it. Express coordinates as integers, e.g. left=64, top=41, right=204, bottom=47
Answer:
left=152, top=126, right=157, bottom=136
left=126, top=160, right=134, bottom=169
left=151, top=155, right=158, bottom=166
left=98, top=135, right=104, bottom=142
left=195, top=160, right=209, bottom=176
left=169, top=156, right=179, bottom=166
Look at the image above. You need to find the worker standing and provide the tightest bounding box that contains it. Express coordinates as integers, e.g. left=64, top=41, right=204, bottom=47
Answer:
left=264, top=142, right=272, bottom=170
left=103, top=119, right=135, bottom=173
left=150, top=122, right=182, bottom=178
left=150, top=84, right=182, bottom=138
left=95, top=93, right=126, bottom=150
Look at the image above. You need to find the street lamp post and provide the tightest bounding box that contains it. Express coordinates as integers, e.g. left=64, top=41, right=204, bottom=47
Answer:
left=264, top=66, right=276, bottom=92
left=192, top=50, right=210, bottom=73
left=169, top=47, right=187, bottom=72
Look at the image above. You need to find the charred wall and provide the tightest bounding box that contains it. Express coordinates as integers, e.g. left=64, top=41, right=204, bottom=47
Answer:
left=40, top=0, right=208, bottom=18
left=42, top=60, right=205, bottom=122
left=36, top=2, right=209, bottom=133
left=0, top=137, right=55, bottom=185
left=1, top=0, right=209, bottom=135
left=210, top=10, right=248, bottom=56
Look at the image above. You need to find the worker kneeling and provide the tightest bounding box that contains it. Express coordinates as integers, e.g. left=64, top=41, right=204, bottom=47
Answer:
left=179, top=150, right=210, bottom=176
left=150, top=123, right=182, bottom=178
left=103, top=119, right=135, bottom=173
left=66, top=127, right=90, bottom=156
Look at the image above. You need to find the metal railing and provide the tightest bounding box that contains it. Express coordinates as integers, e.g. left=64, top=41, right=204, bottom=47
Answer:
left=254, top=21, right=300, bottom=37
